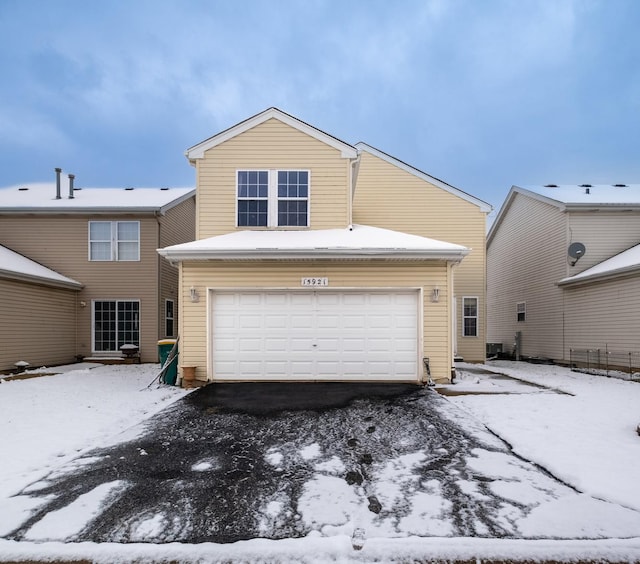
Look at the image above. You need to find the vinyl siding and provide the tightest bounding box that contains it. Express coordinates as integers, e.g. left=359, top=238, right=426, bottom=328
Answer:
left=564, top=274, right=640, bottom=352
left=487, top=193, right=566, bottom=360
left=566, top=211, right=640, bottom=275
left=158, top=196, right=196, bottom=338
left=0, top=215, right=161, bottom=362
left=179, top=261, right=453, bottom=383
left=0, top=278, right=77, bottom=371
left=352, top=151, right=487, bottom=362
left=195, top=118, right=351, bottom=238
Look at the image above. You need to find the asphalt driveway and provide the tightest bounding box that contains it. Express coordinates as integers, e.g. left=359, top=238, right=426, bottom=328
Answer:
left=1, top=382, right=607, bottom=544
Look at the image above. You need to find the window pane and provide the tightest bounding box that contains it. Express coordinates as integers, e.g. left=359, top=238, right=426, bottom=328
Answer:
left=94, top=301, right=116, bottom=351
left=238, top=200, right=267, bottom=226
left=90, top=242, right=111, bottom=261
left=117, top=301, right=140, bottom=347
left=118, top=241, right=139, bottom=261
left=90, top=222, right=111, bottom=240
left=278, top=200, right=308, bottom=226
left=117, top=222, right=138, bottom=241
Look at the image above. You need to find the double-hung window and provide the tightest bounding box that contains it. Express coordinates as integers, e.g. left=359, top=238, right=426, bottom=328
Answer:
left=165, top=299, right=175, bottom=337
left=89, top=221, right=140, bottom=261
left=517, top=302, right=526, bottom=322
left=462, top=297, right=479, bottom=337
left=237, top=170, right=309, bottom=227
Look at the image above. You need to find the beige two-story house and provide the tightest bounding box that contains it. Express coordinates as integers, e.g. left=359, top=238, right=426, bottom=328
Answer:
left=0, top=175, right=195, bottom=370
left=159, top=108, right=490, bottom=385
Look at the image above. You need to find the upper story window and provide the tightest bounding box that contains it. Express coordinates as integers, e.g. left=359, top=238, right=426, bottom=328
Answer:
left=89, top=221, right=140, bottom=261
left=517, top=302, right=526, bottom=322
left=237, top=170, right=309, bottom=228
left=462, top=296, right=478, bottom=337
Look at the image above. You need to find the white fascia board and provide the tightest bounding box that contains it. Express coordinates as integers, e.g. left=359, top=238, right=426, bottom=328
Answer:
left=186, top=108, right=358, bottom=161
left=510, top=186, right=568, bottom=210
left=158, top=189, right=196, bottom=215
left=0, top=207, right=164, bottom=215
left=157, top=248, right=469, bottom=262
left=0, top=269, right=83, bottom=290
left=558, top=265, right=640, bottom=287
left=355, top=143, right=492, bottom=213
left=487, top=186, right=565, bottom=246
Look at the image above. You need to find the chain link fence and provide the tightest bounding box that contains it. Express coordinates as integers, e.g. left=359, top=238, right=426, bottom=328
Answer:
left=570, top=348, right=640, bottom=380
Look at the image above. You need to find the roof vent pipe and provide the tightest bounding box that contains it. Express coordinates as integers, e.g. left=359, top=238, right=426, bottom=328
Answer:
left=55, top=168, right=62, bottom=199
left=68, top=174, right=75, bottom=199
left=585, top=187, right=590, bottom=195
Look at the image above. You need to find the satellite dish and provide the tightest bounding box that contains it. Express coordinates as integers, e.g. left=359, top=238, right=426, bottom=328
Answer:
left=568, top=242, right=586, bottom=265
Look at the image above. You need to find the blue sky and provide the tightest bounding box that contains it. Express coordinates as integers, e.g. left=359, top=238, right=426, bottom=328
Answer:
left=0, top=0, right=638, bottom=214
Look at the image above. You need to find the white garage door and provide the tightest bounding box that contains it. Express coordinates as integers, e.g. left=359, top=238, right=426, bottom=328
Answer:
left=211, top=290, right=419, bottom=381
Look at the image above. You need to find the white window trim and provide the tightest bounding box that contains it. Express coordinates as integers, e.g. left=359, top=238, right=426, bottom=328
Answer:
left=462, top=296, right=479, bottom=338
left=517, top=301, right=526, bottom=322
left=165, top=298, right=175, bottom=337
left=88, top=221, right=140, bottom=261
left=91, top=299, right=141, bottom=354
left=236, top=169, right=310, bottom=228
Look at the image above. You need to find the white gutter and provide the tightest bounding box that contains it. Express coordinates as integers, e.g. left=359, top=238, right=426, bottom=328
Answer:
left=157, top=247, right=469, bottom=263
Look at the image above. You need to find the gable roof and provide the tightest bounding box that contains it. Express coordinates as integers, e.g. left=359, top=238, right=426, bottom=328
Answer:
left=186, top=107, right=359, bottom=162
left=0, top=245, right=83, bottom=290
left=488, top=184, right=640, bottom=245
left=158, top=224, right=469, bottom=262
left=558, top=243, right=640, bottom=287
left=0, top=183, right=195, bottom=214
left=356, top=143, right=492, bottom=213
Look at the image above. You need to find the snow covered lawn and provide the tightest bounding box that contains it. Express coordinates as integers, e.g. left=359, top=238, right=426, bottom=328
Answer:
left=0, top=361, right=639, bottom=563
left=450, top=361, right=640, bottom=512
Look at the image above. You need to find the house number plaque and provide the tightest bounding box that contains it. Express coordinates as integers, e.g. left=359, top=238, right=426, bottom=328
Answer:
left=301, top=277, right=329, bottom=287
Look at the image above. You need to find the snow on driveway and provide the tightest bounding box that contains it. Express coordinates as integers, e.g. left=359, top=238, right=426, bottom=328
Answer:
left=0, top=361, right=639, bottom=563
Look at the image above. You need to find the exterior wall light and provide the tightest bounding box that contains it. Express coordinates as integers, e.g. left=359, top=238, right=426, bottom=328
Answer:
left=431, top=287, right=440, bottom=303
left=190, top=286, right=199, bottom=303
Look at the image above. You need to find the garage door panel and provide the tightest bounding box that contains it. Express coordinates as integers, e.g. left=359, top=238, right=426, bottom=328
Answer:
left=212, top=290, right=419, bottom=381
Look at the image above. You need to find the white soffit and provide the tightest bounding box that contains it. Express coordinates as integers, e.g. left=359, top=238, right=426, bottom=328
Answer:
left=186, top=107, right=358, bottom=161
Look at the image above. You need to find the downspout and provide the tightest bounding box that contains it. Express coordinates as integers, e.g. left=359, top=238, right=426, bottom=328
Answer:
left=156, top=212, right=162, bottom=345
left=349, top=152, right=361, bottom=227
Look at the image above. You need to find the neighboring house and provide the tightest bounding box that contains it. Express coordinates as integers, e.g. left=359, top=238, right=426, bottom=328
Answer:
left=487, top=184, right=640, bottom=364
left=159, top=108, right=491, bottom=385
left=0, top=176, right=195, bottom=369
left=0, top=245, right=83, bottom=370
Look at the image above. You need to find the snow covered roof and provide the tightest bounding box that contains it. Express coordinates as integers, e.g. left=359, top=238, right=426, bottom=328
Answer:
left=558, top=244, right=640, bottom=287
left=186, top=107, right=358, bottom=162
left=356, top=143, right=492, bottom=213
left=0, top=245, right=83, bottom=290
left=515, top=184, right=640, bottom=208
left=158, top=224, right=469, bottom=261
left=0, top=182, right=195, bottom=214
left=488, top=183, right=640, bottom=244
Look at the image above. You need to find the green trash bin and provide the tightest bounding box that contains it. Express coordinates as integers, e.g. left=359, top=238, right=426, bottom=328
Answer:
left=158, top=339, right=178, bottom=385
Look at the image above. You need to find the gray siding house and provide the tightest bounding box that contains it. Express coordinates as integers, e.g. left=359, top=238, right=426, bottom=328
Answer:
left=487, top=184, right=640, bottom=364
left=0, top=175, right=195, bottom=370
